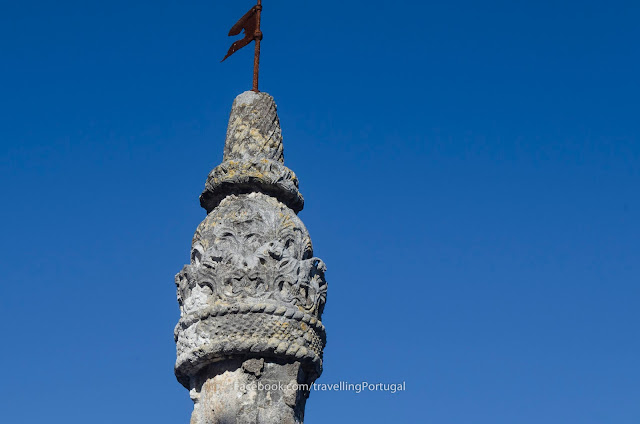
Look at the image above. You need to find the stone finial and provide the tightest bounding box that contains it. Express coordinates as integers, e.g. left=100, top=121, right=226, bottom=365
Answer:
left=200, top=91, right=304, bottom=214
left=223, top=91, right=284, bottom=162
left=175, top=92, right=327, bottom=424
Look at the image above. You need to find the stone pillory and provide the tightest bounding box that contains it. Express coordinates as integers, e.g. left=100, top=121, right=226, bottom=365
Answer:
left=174, top=91, right=327, bottom=423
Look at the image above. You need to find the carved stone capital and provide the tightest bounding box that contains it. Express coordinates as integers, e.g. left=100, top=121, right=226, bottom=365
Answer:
left=175, top=193, right=326, bottom=387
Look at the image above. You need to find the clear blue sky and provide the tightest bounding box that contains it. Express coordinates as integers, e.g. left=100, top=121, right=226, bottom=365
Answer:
left=1, top=1, right=639, bottom=422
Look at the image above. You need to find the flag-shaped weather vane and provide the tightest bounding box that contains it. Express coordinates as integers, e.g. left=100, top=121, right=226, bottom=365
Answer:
left=222, top=0, right=263, bottom=92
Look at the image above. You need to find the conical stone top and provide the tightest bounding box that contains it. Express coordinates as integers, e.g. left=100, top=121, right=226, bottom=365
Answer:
left=200, top=91, right=304, bottom=213
left=223, top=91, right=284, bottom=162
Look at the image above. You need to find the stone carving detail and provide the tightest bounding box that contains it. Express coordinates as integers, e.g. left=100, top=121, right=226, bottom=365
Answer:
left=199, top=91, right=304, bottom=213
left=181, top=193, right=325, bottom=314
left=200, top=159, right=304, bottom=214
left=222, top=91, right=284, bottom=163
left=174, top=92, right=327, bottom=393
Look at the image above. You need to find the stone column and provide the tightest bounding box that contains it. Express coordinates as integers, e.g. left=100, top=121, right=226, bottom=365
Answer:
left=174, top=91, right=327, bottom=424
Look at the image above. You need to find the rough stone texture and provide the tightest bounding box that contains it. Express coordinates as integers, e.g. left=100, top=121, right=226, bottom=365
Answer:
left=188, top=358, right=310, bottom=424
left=200, top=92, right=304, bottom=214
left=222, top=91, right=284, bottom=163
left=175, top=91, right=327, bottom=423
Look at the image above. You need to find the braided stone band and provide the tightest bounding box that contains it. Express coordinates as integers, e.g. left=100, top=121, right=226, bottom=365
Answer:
left=200, top=160, right=304, bottom=214
left=174, top=303, right=326, bottom=388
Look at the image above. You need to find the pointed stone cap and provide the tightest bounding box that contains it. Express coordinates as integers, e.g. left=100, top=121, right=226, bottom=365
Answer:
left=200, top=91, right=304, bottom=213
left=223, top=91, right=284, bottom=162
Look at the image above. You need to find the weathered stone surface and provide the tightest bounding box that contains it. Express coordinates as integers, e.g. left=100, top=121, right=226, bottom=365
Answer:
left=222, top=91, right=284, bottom=163
left=200, top=91, right=304, bottom=213
left=175, top=91, right=327, bottom=423
left=188, top=358, right=310, bottom=424
left=175, top=192, right=327, bottom=387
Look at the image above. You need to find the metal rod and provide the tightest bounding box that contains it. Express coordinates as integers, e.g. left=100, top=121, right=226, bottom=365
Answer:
left=252, top=0, right=263, bottom=92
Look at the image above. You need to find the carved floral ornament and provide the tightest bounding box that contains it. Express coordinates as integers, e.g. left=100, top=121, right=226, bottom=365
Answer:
left=174, top=193, right=327, bottom=387
left=177, top=193, right=326, bottom=317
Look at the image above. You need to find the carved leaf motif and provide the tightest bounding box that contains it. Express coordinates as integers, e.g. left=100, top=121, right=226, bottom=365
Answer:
left=179, top=193, right=326, bottom=318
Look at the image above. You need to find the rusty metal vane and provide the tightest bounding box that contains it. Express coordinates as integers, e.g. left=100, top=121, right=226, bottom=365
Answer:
left=222, top=1, right=263, bottom=92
